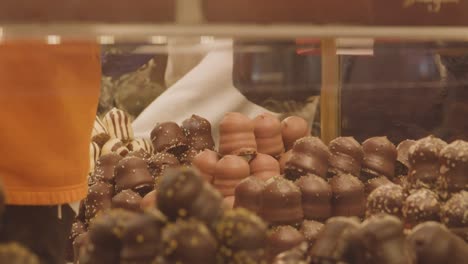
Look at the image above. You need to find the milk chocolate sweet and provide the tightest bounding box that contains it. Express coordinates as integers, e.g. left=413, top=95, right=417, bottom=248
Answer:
left=114, top=156, right=154, bottom=196
left=101, top=138, right=130, bottom=157
left=151, top=122, right=189, bottom=156
left=308, top=217, right=361, bottom=264
left=366, top=184, right=404, bottom=218
left=162, top=219, right=217, bottom=264
left=403, top=189, right=440, bottom=228
left=441, top=191, right=468, bottom=240
left=279, top=150, right=292, bottom=174
left=328, top=137, right=363, bottom=177
left=148, top=152, right=180, bottom=179
left=284, top=136, right=330, bottom=181
left=89, top=141, right=101, bottom=174
left=358, top=214, right=414, bottom=264
left=178, top=148, right=200, bottom=165
left=254, top=113, right=285, bottom=157
left=234, top=176, right=265, bottom=215
left=192, top=149, right=219, bottom=183
left=141, top=190, right=157, bottom=210
left=407, top=222, right=468, bottom=264
left=330, top=174, right=365, bottom=217
left=84, top=181, right=114, bottom=223
left=299, top=220, right=324, bottom=247
left=250, top=153, right=281, bottom=181
left=111, top=189, right=142, bottom=212
left=213, top=155, right=250, bottom=197
left=395, top=139, right=416, bottom=177
left=216, top=208, right=268, bottom=264
left=267, top=226, right=306, bottom=260
left=103, top=108, right=134, bottom=143
left=91, top=116, right=110, bottom=147
left=365, top=175, right=393, bottom=195
left=127, top=138, right=154, bottom=154
left=361, top=136, right=397, bottom=180
left=407, top=136, right=447, bottom=189
left=90, top=153, right=122, bottom=184
left=157, top=167, right=223, bottom=224
left=219, top=112, right=257, bottom=157
left=181, top=114, right=215, bottom=151
left=295, top=174, right=332, bottom=221
left=439, top=140, right=468, bottom=194
left=0, top=243, right=40, bottom=264
left=262, top=177, right=304, bottom=226
left=272, top=243, right=308, bottom=264
left=281, top=116, right=309, bottom=150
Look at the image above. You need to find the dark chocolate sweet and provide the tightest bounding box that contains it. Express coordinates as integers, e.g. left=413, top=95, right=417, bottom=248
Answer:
left=299, top=220, right=324, bottom=247
left=441, top=191, right=468, bottom=241
left=261, top=177, right=304, bottom=226
left=178, top=148, right=200, bottom=165
left=192, top=149, right=219, bottom=183
left=234, top=176, right=265, bottom=215
left=213, top=155, right=250, bottom=197
left=254, top=113, right=285, bottom=157
left=284, top=136, right=330, bottom=181
left=267, top=225, right=306, bottom=260
left=328, top=137, right=363, bottom=177
left=84, top=181, right=114, bottom=223
left=73, top=232, right=89, bottom=264
left=151, top=122, right=189, bottom=156
left=407, top=136, right=447, bottom=189
left=111, top=189, right=143, bottom=212
left=330, top=174, right=365, bottom=218
left=395, top=139, right=416, bottom=177
left=0, top=243, right=40, bottom=264
left=281, top=116, right=309, bottom=151
left=361, top=136, right=397, bottom=180
left=439, top=140, right=468, bottom=194
left=366, top=184, right=404, bottom=218
left=114, top=156, right=154, bottom=196
left=215, top=208, right=268, bottom=263
left=295, top=174, right=332, bottom=221
left=67, top=220, right=87, bottom=262
left=403, top=189, right=440, bottom=228
left=407, top=222, right=468, bottom=264
left=90, top=153, right=123, bottom=185
left=157, top=167, right=223, bottom=224
left=219, top=112, right=257, bottom=157
left=250, top=153, right=281, bottom=181
left=365, top=175, right=393, bottom=195
left=181, top=114, right=215, bottom=151
left=162, top=219, right=217, bottom=264
left=126, top=148, right=152, bottom=161
left=148, top=152, right=180, bottom=179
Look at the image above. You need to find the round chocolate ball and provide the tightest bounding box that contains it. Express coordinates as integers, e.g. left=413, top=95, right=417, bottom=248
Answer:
left=111, top=189, right=142, bottom=212
left=366, top=184, right=404, bottom=218
left=403, top=189, right=440, bottom=228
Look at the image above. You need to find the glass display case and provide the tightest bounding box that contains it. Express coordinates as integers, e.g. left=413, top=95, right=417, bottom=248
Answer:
left=0, top=1, right=467, bottom=264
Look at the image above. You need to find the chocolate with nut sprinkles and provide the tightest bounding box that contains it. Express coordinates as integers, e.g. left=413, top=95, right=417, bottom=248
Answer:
left=328, top=137, right=363, bottom=178
left=181, top=114, right=215, bottom=151
left=111, top=189, right=143, bottom=212
left=284, top=136, right=330, bottom=181
left=162, top=219, right=217, bottom=264
left=267, top=225, right=306, bottom=260
left=439, top=140, right=468, bottom=194
left=151, top=122, right=189, bottom=156
left=395, top=139, right=416, bottom=177
left=90, top=153, right=123, bottom=185
left=330, top=174, right=365, bottom=218
left=234, top=176, right=265, bottom=215
left=66, top=219, right=87, bottom=262
left=84, top=181, right=114, bottom=223
left=114, top=156, right=154, bottom=196
left=295, top=174, right=332, bottom=222
left=365, top=175, right=393, bottom=195
left=299, top=220, right=324, bottom=247
left=361, top=136, right=397, bottom=180
left=403, top=188, right=440, bottom=228
left=366, top=184, right=404, bottom=218
left=148, top=152, right=180, bottom=179
left=441, top=191, right=468, bottom=241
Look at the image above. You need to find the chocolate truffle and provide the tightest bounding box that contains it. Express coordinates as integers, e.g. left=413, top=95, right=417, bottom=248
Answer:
left=395, top=139, right=416, bottom=177
left=358, top=214, right=414, bottom=264
left=0, top=243, right=40, bottom=264
left=279, top=150, right=292, bottom=174
left=250, top=153, right=281, bottom=181
left=365, top=175, right=393, bottom=195
left=148, top=152, right=180, bottom=179
left=234, top=176, right=265, bottom=215
left=407, top=222, right=468, bottom=264
left=192, top=149, right=219, bottom=183
left=216, top=208, right=268, bottom=263
left=213, top=155, right=250, bottom=197
left=366, top=184, right=404, bottom=218
left=330, top=174, right=365, bottom=217
left=157, top=167, right=223, bottom=224
left=89, top=141, right=101, bottom=174
left=141, top=190, right=157, bottom=210
left=103, top=108, right=134, bottom=143
left=84, top=181, right=114, bottom=223
left=441, top=191, right=468, bottom=239
left=114, top=156, right=154, bottom=196
left=181, top=114, right=215, bottom=151
left=295, top=174, right=332, bottom=221
left=328, top=137, right=363, bottom=177
left=407, top=136, right=447, bottom=189
left=281, top=116, right=309, bottom=150
left=254, top=113, right=285, bottom=157
left=219, top=112, right=257, bottom=157
left=111, top=189, right=143, bottom=212
left=127, top=138, right=154, bottom=154
left=308, top=217, right=361, bottom=264
left=262, top=177, right=304, bottom=226
left=403, top=189, right=440, bottom=228
left=101, top=138, right=130, bottom=156
left=90, top=153, right=122, bottom=185
left=121, top=213, right=164, bottom=263
left=91, top=115, right=110, bottom=147
left=151, top=122, right=189, bottom=156
left=299, top=220, right=324, bottom=247
left=267, top=226, right=306, bottom=260
left=284, top=136, right=330, bottom=181
left=361, top=136, right=397, bottom=180
left=162, top=219, right=217, bottom=264
left=439, top=140, right=468, bottom=194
